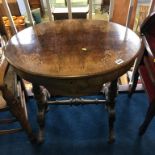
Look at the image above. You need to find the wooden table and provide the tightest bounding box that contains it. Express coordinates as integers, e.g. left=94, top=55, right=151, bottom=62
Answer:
left=5, top=19, right=141, bottom=143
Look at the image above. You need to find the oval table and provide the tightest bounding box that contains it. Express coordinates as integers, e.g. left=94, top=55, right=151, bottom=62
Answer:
left=5, top=19, right=141, bottom=143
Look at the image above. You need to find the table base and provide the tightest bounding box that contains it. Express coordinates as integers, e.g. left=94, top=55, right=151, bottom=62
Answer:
left=32, top=79, right=118, bottom=144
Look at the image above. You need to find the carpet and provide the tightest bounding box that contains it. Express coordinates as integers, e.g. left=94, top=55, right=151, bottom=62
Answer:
left=0, top=92, right=155, bottom=155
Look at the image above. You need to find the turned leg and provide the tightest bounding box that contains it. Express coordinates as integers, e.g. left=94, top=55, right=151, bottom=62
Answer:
left=105, top=79, right=118, bottom=143
left=32, top=84, right=48, bottom=143
left=10, top=104, right=35, bottom=142
left=139, top=103, right=155, bottom=135
left=15, top=110, right=36, bottom=142
left=128, top=71, right=139, bottom=97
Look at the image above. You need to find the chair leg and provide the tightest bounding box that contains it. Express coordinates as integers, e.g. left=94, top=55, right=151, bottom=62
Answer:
left=1, top=85, right=36, bottom=142
left=17, top=75, right=29, bottom=102
left=17, top=111, right=36, bottom=142
left=128, top=71, right=139, bottom=97
left=9, top=99, right=36, bottom=142
left=139, top=103, right=155, bottom=135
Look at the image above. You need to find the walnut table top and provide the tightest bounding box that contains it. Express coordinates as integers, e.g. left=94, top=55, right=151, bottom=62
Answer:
left=5, top=19, right=141, bottom=96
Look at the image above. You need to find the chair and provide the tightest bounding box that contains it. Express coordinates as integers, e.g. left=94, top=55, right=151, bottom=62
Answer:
left=110, top=0, right=138, bottom=29
left=0, top=54, right=35, bottom=141
left=129, top=12, right=155, bottom=135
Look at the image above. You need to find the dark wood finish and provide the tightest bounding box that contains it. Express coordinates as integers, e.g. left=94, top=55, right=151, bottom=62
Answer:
left=129, top=62, right=155, bottom=135
left=5, top=20, right=141, bottom=95
left=128, top=36, right=146, bottom=96
left=129, top=13, right=155, bottom=135
left=53, top=12, right=88, bottom=20
left=5, top=20, right=141, bottom=143
left=105, top=78, right=118, bottom=143
left=0, top=0, right=20, bottom=15
left=32, top=84, right=47, bottom=142
left=28, top=0, right=41, bottom=9
left=101, top=0, right=110, bottom=5
left=140, top=12, right=155, bottom=35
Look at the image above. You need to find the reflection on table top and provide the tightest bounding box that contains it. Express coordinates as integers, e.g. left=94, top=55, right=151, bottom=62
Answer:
left=5, top=20, right=141, bottom=78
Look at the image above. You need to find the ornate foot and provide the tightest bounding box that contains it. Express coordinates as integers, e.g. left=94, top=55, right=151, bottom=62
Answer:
left=32, top=84, right=48, bottom=143
left=105, top=79, right=118, bottom=143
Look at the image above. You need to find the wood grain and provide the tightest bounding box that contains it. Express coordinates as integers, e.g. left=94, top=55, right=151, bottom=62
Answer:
left=5, top=19, right=141, bottom=96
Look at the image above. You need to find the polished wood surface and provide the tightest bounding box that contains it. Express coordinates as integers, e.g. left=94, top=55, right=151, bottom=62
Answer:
left=5, top=19, right=141, bottom=96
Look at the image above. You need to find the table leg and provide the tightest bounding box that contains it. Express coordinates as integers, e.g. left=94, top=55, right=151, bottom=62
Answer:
left=32, top=84, right=48, bottom=143
left=105, top=79, right=118, bottom=143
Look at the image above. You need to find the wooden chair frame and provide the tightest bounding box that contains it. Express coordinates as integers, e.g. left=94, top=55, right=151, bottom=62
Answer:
left=129, top=12, right=155, bottom=135
left=0, top=47, right=35, bottom=141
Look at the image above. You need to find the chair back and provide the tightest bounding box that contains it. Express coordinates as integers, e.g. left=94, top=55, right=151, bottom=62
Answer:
left=140, top=12, right=155, bottom=35
left=110, top=0, right=138, bottom=29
